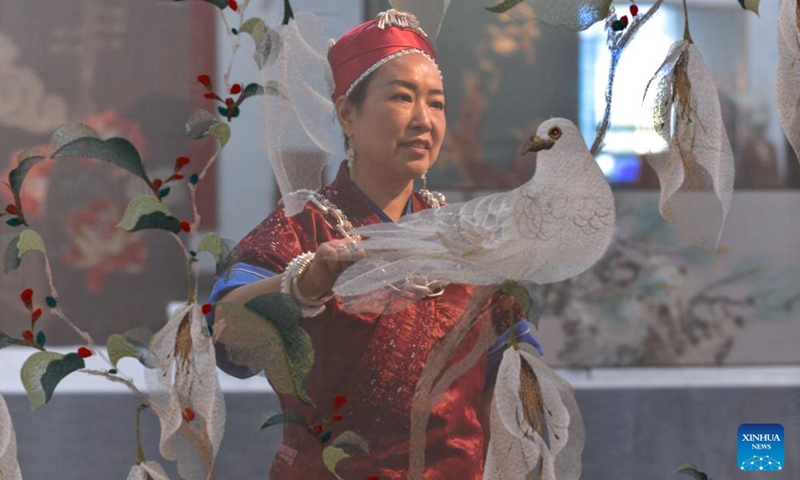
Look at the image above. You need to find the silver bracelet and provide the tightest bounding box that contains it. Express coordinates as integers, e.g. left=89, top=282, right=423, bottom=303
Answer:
left=281, top=252, right=334, bottom=317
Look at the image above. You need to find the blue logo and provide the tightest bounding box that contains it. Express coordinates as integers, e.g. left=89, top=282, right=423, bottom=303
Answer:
left=738, top=424, right=784, bottom=471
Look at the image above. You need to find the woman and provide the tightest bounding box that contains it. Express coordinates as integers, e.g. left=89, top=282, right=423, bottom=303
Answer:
left=210, top=9, right=540, bottom=479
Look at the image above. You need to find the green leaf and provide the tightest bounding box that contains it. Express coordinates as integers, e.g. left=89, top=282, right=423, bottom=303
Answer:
left=17, top=230, right=46, bottom=258
left=484, top=0, right=526, bottom=13
left=0, top=331, right=20, bottom=350
left=35, top=331, right=46, bottom=347
left=263, top=80, right=289, bottom=100
left=1, top=232, right=21, bottom=273
left=282, top=0, right=294, bottom=25
left=197, top=232, right=223, bottom=263
left=53, top=137, right=148, bottom=181
left=240, top=18, right=268, bottom=47
left=186, top=109, right=221, bottom=140
left=216, top=294, right=315, bottom=404
left=259, top=411, right=307, bottom=430
left=737, top=0, right=760, bottom=15
left=486, top=0, right=613, bottom=31
left=676, top=462, right=710, bottom=480
left=117, top=196, right=181, bottom=234
left=322, top=447, right=349, bottom=480
left=4, top=218, right=21, bottom=227
left=9, top=153, right=48, bottom=196
left=21, top=352, right=85, bottom=410
left=106, top=332, right=157, bottom=369
left=206, top=122, right=231, bottom=147
left=50, top=123, right=99, bottom=151
left=322, top=431, right=370, bottom=480
left=240, top=83, right=265, bottom=101
left=500, top=280, right=533, bottom=316
left=172, top=0, right=228, bottom=8
left=45, top=296, right=57, bottom=308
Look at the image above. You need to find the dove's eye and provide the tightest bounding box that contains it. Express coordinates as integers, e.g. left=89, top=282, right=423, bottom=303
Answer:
left=548, top=126, right=562, bottom=140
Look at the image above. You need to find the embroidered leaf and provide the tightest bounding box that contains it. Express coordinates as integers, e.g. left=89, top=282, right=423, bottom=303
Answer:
left=21, top=352, right=85, bottom=410
left=197, top=232, right=223, bottom=263
left=145, top=304, right=225, bottom=480
left=501, top=280, right=533, bottom=317
left=484, top=0, right=525, bottom=13
left=642, top=42, right=734, bottom=250
left=322, top=431, right=370, bottom=480
left=8, top=152, right=48, bottom=196
left=263, top=80, right=289, bottom=100
left=676, top=462, right=710, bottom=480
left=186, top=109, right=221, bottom=140
left=172, top=0, right=228, bottom=9
left=1, top=233, right=21, bottom=273
left=0, top=331, right=20, bottom=350
left=50, top=123, right=99, bottom=151
left=17, top=229, right=46, bottom=258
left=390, top=0, right=452, bottom=41
left=240, top=83, right=265, bottom=101
left=107, top=333, right=157, bottom=369
left=259, top=411, right=307, bottom=430
left=240, top=18, right=282, bottom=67
left=53, top=137, right=148, bottom=181
left=0, top=392, right=23, bottom=480
left=215, top=294, right=315, bottom=405
left=484, top=0, right=613, bottom=30
left=126, top=461, right=172, bottom=480
left=737, top=0, right=760, bottom=15
left=117, top=195, right=182, bottom=234
left=240, top=18, right=268, bottom=45
left=206, top=122, right=231, bottom=147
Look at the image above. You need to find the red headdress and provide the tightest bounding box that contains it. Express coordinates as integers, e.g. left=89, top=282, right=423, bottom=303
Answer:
left=328, top=9, right=439, bottom=101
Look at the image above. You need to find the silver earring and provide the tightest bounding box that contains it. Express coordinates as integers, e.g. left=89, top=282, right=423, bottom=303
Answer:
left=421, top=172, right=428, bottom=190
left=347, top=137, right=355, bottom=172
left=419, top=172, right=445, bottom=209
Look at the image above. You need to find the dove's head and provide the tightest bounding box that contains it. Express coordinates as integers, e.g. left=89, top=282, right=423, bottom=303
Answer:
left=520, top=118, right=581, bottom=156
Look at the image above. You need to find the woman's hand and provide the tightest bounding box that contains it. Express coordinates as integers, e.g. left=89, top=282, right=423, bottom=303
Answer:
left=296, top=238, right=365, bottom=300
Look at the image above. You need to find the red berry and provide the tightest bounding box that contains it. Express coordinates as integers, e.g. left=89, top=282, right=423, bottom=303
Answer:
left=203, top=92, right=217, bottom=99
left=168, top=174, right=184, bottom=182
left=225, top=97, right=234, bottom=107
left=5, top=204, right=17, bottom=215
left=182, top=407, right=196, bottom=423
left=630, top=4, right=639, bottom=16
left=20, top=288, right=33, bottom=309
left=180, top=221, right=192, bottom=233
left=175, top=156, right=191, bottom=171
left=331, top=413, right=344, bottom=422
left=22, top=330, right=33, bottom=342
left=230, top=84, right=242, bottom=95
left=153, top=179, right=163, bottom=189
left=227, top=0, right=238, bottom=11
left=201, top=304, right=213, bottom=315
left=77, top=347, right=93, bottom=358
left=197, top=74, right=212, bottom=89
left=312, top=424, right=323, bottom=435
left=367, top=476, right=380, bottom=480
left=333, top=394, right=347, bottom=410
left=31, top=308, right=42, bottom=324
left=620, top=15, right=629, bottom=27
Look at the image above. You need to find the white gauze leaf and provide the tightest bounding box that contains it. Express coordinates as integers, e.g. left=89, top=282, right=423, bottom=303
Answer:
left=519, top=346, right=585, bottom=480
left=0, top=391, right=22, bottom=480
left=126, top=461, right=171, bottom=480
left=390, top=0, right=451, bottom=42
left=145, top=304, right=225, bottom=480
left=483, top=348, right=557, bottom=479
left=643, top=42, right=734, bottom=250
left=260, top=12, right=338, bottom=216
left=777, top=0, right=800, bottom=161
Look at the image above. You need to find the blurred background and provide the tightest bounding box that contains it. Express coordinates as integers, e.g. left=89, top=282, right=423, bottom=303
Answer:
left=0, top=0, right=798, bottom=479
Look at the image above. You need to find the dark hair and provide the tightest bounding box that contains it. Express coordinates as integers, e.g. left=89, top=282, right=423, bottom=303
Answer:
left=342, top=69, right=379, bottom=151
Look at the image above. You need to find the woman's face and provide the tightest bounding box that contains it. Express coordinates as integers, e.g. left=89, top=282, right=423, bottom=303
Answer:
left=340, top=53, right=446, bottom=186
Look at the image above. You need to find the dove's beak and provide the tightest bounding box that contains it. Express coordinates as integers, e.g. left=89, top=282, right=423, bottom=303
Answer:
left=521, top=135, right=556, bottom=155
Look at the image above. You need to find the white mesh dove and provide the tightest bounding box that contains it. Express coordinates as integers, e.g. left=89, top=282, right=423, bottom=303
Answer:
left=333, top=118, right=615, bottom=312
